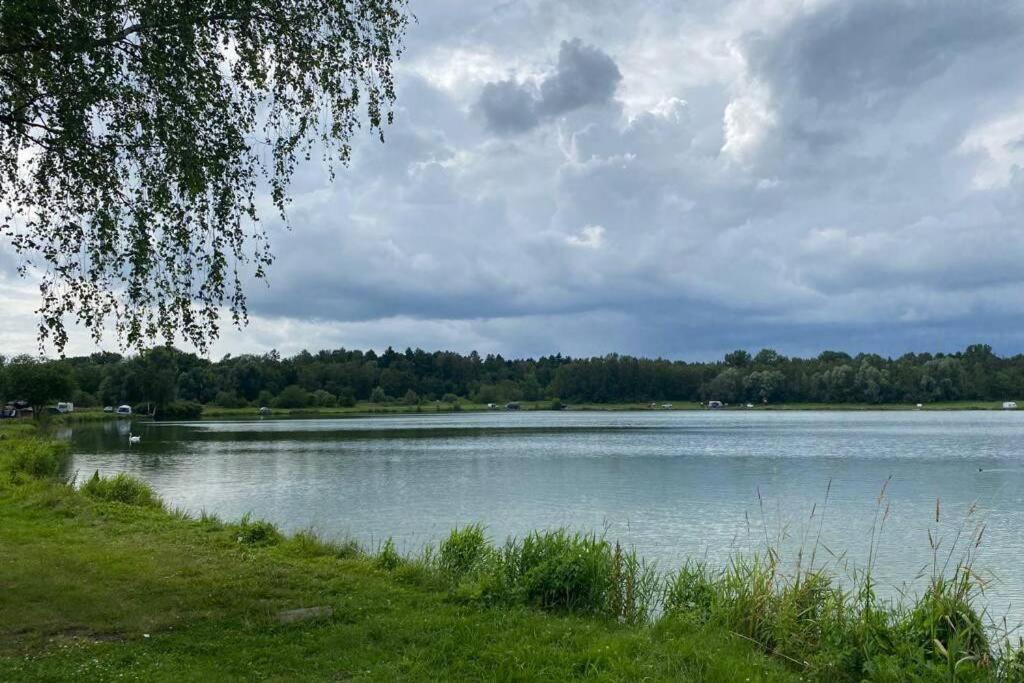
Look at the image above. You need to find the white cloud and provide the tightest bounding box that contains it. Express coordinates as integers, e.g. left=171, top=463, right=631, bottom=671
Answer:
left=721, top=93, right=775, bottom=161
left=565, top=225, right=605, bottom=249
left=960, top=108, right=1024, bottom=189
left=408, top=48, right=511, bottom=96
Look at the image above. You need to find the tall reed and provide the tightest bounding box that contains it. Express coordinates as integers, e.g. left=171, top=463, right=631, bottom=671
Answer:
left=373, top=481, right=1024, bottom=682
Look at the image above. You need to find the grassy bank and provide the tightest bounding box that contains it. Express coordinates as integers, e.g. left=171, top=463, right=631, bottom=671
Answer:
left=51, top=399, right=1024, bottom=423
left=0, top=425, right=793, bottom=681
left=753, top=401, right=1024, bottom=411
left=199, top=401, right=551, bottom=417
left=200, top=400, right=1024, bottom=416
left=3, top=427, right=1023, bottom=681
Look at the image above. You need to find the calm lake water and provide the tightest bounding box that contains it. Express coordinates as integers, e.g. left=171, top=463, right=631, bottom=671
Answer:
left=64, top=411, right=1024, bottom=623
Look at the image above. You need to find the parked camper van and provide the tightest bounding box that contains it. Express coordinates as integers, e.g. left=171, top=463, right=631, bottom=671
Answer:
left=1003, top=401, right=1018, bottom=410
left=56, top=402, right=74, bottom=414
left=116, top=405, right=132, bottom=416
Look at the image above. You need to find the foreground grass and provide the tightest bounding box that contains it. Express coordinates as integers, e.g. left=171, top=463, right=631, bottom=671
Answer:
left=0, top=427, right=793, bottom=682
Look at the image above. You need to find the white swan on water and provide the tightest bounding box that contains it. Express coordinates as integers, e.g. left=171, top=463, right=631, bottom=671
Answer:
left=128, top=433, right=141, bottom=445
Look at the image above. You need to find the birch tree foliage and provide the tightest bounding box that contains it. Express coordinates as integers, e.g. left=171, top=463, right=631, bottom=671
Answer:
left=0, top=1, right=409, bottom=353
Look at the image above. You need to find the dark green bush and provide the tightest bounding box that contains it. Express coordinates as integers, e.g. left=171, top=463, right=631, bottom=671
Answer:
left=212, top=391, right=248, bottom=408
left=274, top=385, right=312, bottom=409
left=311, top=389, right=337, bottom=407
left=158, top=400, right=203, bottom=420
left=71, top=389, right=99, bottom=408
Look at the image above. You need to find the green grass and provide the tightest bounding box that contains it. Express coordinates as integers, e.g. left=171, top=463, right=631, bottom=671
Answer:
left=752, top=401, right=1024, bottom=411
left=200, top=399, right=1024, bottom=417
left=573, top=400, right=1024, bottom=411
left=37, top=398, right=1021, bottom=426
left=53, top=410, right=124, bottom=422
left=200, top=401, right=554, bottom=417
left=3, top=425, right=1024, bottom=681
left=80, top=471, right=163, bottom=508
left=408, top=523, right=1024, bottom=681
left=0, top=428, right=68, bottom=480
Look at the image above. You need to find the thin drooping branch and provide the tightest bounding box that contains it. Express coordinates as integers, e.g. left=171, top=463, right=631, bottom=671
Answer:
left=0, top=1, right=409, bottom=354
left=0, top=9, right=275, bottom=57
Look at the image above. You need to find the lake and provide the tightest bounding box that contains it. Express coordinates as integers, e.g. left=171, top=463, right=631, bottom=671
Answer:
left=64, top=410, right=1024, bottom=624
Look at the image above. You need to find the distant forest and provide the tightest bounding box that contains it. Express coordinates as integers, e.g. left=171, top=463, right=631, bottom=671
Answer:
left=2, top=343, right=1024, bottom=414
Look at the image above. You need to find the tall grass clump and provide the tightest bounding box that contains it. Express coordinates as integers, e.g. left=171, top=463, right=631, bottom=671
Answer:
left=663, top=560, right=717, bottom=620
left=664, top=552, right=859, bottom=675
left=3, top=435, right=68, bottom=480
left=438, top=524, right=491, bottom=578
left=656, top=481, right=1011, bottom=682
left=997, top=640, right=1024, bottom=682
left=288, top=528, right=361, bottom=559
left=81, top=471, right=162, bottom=508
left=374, top=538, right=402, bottom=571
left=508, top=531, right=656, bottom=621
left=444, top=529, right=659, bottom=624
left=897, top=502, right=994, bottom=681
left=234, top=513, right=282, bottom=546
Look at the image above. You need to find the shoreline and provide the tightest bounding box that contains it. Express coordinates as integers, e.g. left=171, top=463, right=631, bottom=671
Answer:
left=45, top=399, right=1024, bottom=423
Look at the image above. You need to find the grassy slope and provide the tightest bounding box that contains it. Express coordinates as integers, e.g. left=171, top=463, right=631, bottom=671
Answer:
left=64, top=399, right=1022, bottom=422
left=0, top=429, right=794, bottom=682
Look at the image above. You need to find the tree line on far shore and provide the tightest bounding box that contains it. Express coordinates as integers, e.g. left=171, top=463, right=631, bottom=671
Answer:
left=1, top=344, right=1022, bottom=417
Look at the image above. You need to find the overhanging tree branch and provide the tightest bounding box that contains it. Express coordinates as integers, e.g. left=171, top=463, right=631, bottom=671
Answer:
left=0, top=1, right=409, bottom=354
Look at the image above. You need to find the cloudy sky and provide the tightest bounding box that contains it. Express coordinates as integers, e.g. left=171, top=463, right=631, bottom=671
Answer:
left=5, top=0, right=1024, bottom=360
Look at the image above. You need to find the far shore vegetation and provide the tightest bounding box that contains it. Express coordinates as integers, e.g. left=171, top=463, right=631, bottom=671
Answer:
left=3, top=423, right=1024, bottom=681
left=46, top=399, right=1024, bottom=425
left=2, top=344, right=1024, bottom=421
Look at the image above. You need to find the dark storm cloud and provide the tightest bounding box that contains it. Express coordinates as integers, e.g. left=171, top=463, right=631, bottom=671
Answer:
left=746, top=0, right=1024, bottom=108
left=536, top=38, right=622, bottom=115
left=477, top=79, right=539, bottom=133
left=477, top=38, right=622, bottom=133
